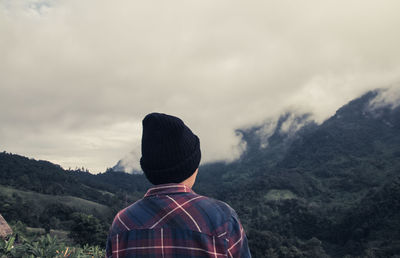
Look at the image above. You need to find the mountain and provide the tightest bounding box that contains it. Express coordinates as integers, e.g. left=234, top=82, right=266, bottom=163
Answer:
left=0, top=151, right=150, bottom=246
left=1, top=89, right=400, bottom=256
left=0, top=152, right=149, bottom=202
left=193, top=89, right=400, bottom=257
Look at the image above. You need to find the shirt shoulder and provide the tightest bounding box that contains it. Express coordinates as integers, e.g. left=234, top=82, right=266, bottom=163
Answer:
left=110, top=192, right=238, bottom=237
left=193, top=194, right=237, bottom=222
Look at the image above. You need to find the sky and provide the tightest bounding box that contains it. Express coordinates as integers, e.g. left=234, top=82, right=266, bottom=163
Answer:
left=1, top=0, right=400, bottom=173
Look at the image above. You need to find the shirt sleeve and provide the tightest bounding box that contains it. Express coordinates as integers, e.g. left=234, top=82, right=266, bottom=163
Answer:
left=106, top=232, right=113, bottom=258
left=226, top=211, right=252, bottom=258
left=106, top=217, right=118, bottom=258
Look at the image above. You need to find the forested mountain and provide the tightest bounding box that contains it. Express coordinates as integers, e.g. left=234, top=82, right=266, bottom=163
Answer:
left=0, top=152, right=150, bottom=247
left=0, top=152, right=150, bottom=205
left=1, top=89, right=400, bottom=257
left=194, top=90, right=400, bottom=257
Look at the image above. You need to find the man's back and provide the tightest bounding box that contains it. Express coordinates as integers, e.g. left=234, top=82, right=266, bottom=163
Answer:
left=106, top=184, right=251, bottom=257
left=107, top=113, right=251, bottom=257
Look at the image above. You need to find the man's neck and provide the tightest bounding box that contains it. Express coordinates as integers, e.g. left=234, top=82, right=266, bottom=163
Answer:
left=180, top=169, right=198, bottom=188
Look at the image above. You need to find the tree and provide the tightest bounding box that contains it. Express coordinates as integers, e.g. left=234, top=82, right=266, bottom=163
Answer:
left=69, top=213, right=106, bottom=247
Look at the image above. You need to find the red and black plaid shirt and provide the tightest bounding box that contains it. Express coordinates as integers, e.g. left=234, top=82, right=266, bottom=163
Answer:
left=106, top=183, right=251, bottom=257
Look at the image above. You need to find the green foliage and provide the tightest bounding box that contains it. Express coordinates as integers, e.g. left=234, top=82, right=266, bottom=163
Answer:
left=0, top=185, right=114, bottom=232
left=0, top=229, right=105, bottom=257
left=69, top=213, right=107, bottom=247
left=0, top=235, right=15, bottom=255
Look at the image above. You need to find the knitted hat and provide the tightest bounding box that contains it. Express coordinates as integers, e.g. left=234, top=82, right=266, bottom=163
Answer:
left=140, top=113, right=201, bottom=185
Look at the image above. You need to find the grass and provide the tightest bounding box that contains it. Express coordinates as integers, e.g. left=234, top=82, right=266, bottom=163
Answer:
left=0, top=185, right=112, bottom=216
left=264, top=189, right=297, bottom=201
left=26, top=227, right=73, bottom=244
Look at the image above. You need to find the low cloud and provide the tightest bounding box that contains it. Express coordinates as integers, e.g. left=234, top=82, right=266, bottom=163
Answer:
left=1, top=0, right=400, bottom=172
left=370, top=85, right=400, bottom=109
left=255, top=119, right=279, bottom=149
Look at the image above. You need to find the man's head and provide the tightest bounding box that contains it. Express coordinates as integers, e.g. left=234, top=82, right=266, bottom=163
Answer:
left=140, top=112, right=201, bottom=185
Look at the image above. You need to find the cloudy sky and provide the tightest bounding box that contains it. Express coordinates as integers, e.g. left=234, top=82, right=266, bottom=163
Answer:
left=1, top=0, right=400, bottom=173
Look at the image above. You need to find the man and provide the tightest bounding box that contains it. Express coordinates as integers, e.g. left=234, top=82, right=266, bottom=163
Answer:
left=106, top=112, right=251, bottom=257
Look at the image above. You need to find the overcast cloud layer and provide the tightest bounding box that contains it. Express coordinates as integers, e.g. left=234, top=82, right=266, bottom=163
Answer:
left=1, top=0, right=400, bottom=173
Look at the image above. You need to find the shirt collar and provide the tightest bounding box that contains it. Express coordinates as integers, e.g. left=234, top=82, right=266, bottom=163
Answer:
left=144, top=183, right=195, bottom=197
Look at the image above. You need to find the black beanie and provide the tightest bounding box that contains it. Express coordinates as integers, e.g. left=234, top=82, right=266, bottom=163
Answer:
left=140, top=113, right=201, bottom=185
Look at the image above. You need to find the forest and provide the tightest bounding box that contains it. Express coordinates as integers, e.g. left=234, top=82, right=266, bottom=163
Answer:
left=1, top=90, right=400, bottom=257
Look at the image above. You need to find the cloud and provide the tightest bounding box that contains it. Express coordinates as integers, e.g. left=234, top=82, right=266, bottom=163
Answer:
left=255, top=118, right=278, bottom=149
left=370, top=84, right=400, bottom=109
left=1, top=0, right=400, bottom=172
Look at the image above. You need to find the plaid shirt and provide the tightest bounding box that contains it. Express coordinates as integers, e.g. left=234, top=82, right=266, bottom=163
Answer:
left=106, top=183, right=251, bottom=257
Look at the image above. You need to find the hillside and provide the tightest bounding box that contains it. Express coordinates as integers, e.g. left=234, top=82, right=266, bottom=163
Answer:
left=0, top=184, right=112, bottom=225
left=0, top=152, right=149, bottom=204
left=0, top=152, right=150, bottom=248
left=193, top=90, right=400, bottom=257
